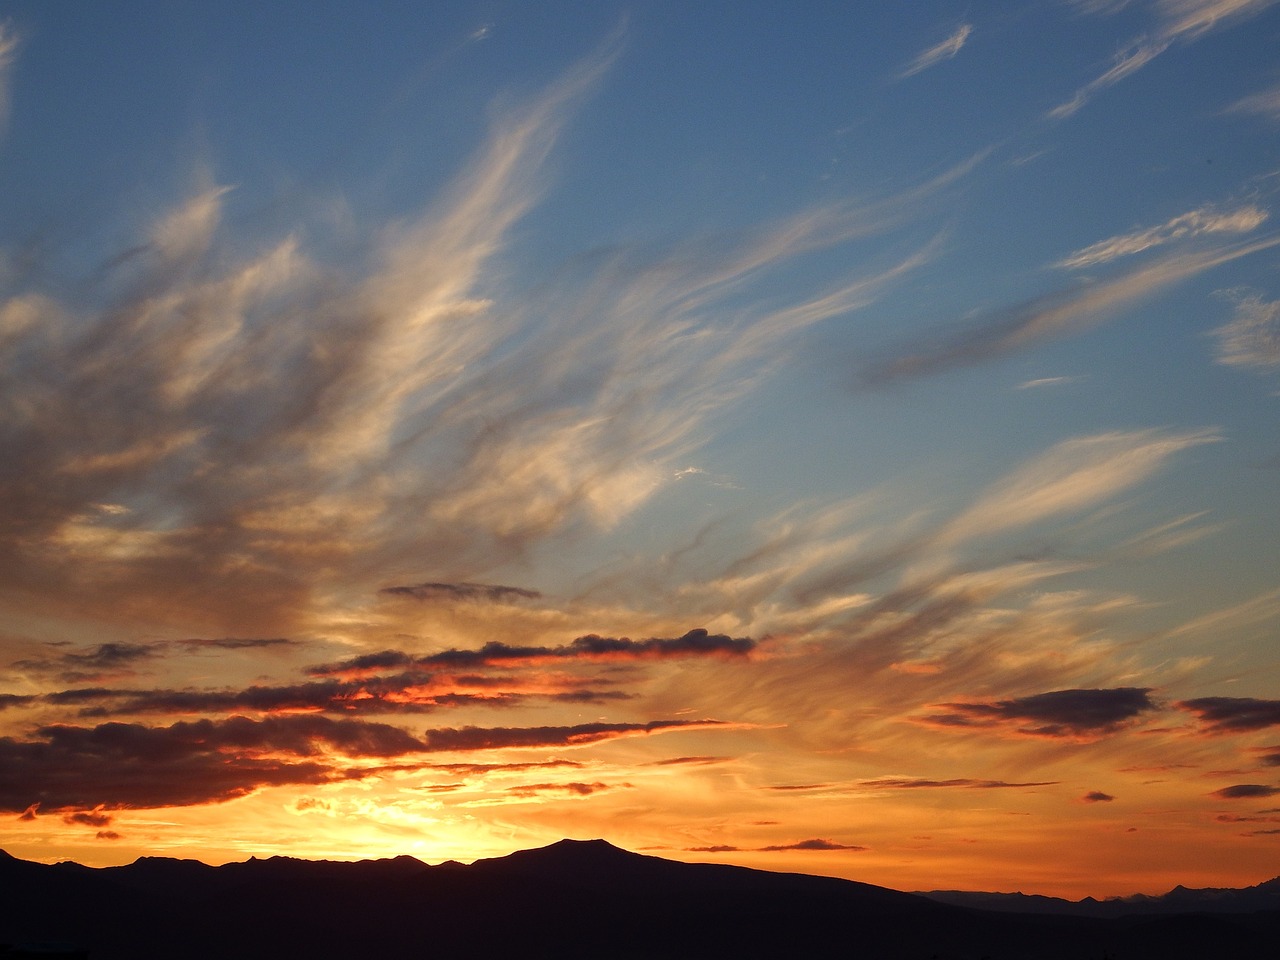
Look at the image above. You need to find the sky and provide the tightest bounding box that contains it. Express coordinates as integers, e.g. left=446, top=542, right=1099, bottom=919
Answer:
left=2, top=0, right=1279, bottom=899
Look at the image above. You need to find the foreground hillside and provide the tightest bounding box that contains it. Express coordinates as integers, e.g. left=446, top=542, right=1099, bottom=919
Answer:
left=2, top=840, right=1277, bottom=959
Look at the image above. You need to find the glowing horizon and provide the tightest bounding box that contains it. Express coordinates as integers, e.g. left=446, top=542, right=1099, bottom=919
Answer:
left=2, top=2, right=1279, bottom=900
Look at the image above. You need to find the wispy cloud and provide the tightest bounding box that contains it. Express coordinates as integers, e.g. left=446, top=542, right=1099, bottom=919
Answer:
left=859, top=235, right=1280, bottom=385
left=1212, top=292, right=1280, bottom=369
left=939, top=429, right=1219, bottom=547
left=1015, top=375, right=1084, bottom=389
left=0, top=21, right=17, bottom=134
left=0, top=42, right=958, bottom=640
left=899, top=24, right=973, bottom=78
left=1056, top=205, right=1268, bottom=269
left=1051, top=0, right=1278, bottom=119
left=1227, top=82, right=1280, bottom=120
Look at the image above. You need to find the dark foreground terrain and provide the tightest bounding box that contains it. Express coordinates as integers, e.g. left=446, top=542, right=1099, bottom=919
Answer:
left=2, top=839, right=1277, bottom=959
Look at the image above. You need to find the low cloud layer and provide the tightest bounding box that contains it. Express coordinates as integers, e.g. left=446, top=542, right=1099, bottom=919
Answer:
left=380, top=581, right=543, bottom=603
left=0, top=715, right=726, bottom=813
left=309, top=629, right=754, bottom=676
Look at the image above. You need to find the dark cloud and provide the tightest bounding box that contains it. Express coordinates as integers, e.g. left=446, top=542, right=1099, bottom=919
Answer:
left=176, top=637, right=297, bottom=650
left=0, top=693, right=36, bottom=710
left=686, top=845, right=740, bottom=852
left=1082, top=791, right=1115, bottom=802
left=924, top=687, right=1156, bottom=737
left=426, top=759, right=583, bottom=776
left=63, top=809, right=113, bottom=827
left=36, top=671, right=626, bottom=718
left=505, top=781, right=617, bottom=798
left=861, top=778, right=1058, bottom=789
left=96, top=830, right=123, bottom=840
left=650, top=755, right=730, bottom=766
left=18, top=803, right=39, bottom=820
left=1214, top=813, right=1280, bottom=823
left=546, top=689, right=634, bottom=704
left=307, top=650, right=416, bottom=675
left=380, top=581, right=542, bottom=603
left=12, top=641, right=160, bottom=681
left=0, top=715, right=430, bottom=812
left=1211, top=784, right=1280, bottom=799
left=62, top=642, right=158, bottom=668
left=308, top=629, right=754, bottom=676
left=419, top=719, right=725, bottom=752
left=1177, top=697, right=1280, bottom=732
left=0, top=713, right=728, bottom=812
left=758, top=839, right=865, bottom=852
left=1258, top=747, right=1280, bottom=766
left=768, top=783, right=832, bottom=791
left=0, top=733, right=336, bottom=812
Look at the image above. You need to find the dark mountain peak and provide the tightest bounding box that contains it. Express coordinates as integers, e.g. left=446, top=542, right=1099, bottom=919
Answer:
left=531, top=837, right=627, bottom=857
left=475, top=837, right=641, bottom=873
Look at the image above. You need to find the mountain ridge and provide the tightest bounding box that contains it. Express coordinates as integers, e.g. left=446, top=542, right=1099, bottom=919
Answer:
left=2, top=840, right=1278, bottom=959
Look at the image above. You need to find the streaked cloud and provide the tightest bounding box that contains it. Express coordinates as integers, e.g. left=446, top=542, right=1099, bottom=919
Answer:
left=0, top=21, right=16, bottom=134
left=12, top=642, right=160, bottom=682
left=1055, top=205, right=1268, bottom=269
left=861, top=778, right=1059, bottom=789
left=1227, top=82, right=1280, bottom=120
left=0, top=47, right=954, bottom=642
left=859, top=236, right=1280, bottom=385
left=1166, top=585, right=1280, bottom=640
left=1049, top=39, right=1168, bottom=120
left=379, top=582, right=543, bottom=603
left=939, top=429, right=1219, bottom=547
left=1015, top=375, right=1083, bottom=389
left=1051, top=0, right=1278, bottom=119
left=899, top=24, right=972, bottom=78
left=1212, top=292, right=1280, bottom=369
left=415, top=719, right=733, bottom=754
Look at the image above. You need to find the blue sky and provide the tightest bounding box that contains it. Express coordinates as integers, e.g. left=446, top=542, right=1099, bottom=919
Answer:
left=2, top=1, right=1279, bottom=896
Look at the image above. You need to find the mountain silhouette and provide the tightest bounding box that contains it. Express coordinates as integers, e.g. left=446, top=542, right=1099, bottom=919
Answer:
left=920, top=875, right=1280, bottom=918
left=2, top=841, right=1277, bottom=959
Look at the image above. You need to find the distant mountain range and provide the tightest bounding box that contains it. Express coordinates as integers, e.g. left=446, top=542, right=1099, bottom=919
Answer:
left=918, top=876, right=1280, bottom=918
left=2, top=839, right=1277, bottom=959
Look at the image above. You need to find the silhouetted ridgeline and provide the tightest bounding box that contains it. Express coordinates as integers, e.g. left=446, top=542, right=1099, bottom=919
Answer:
left=918, top=877, right=1280, bottom=917
left=1, top=840, right=1277, bottom=959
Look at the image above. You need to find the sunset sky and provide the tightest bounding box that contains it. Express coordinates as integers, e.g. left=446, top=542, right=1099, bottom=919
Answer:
left=3, top=1, right=1280, bottom=899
